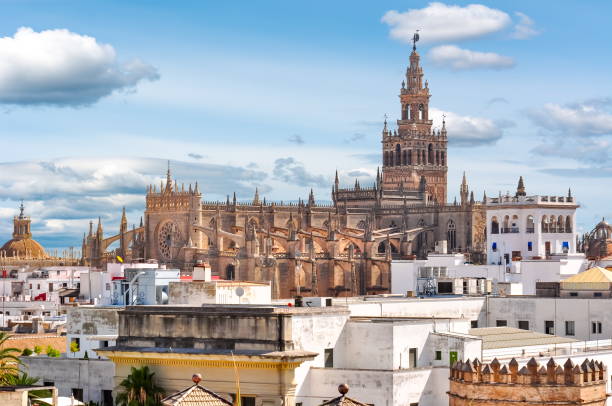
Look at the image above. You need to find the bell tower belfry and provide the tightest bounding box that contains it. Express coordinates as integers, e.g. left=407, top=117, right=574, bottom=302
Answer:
left=381, top=32, right=448, bottom=203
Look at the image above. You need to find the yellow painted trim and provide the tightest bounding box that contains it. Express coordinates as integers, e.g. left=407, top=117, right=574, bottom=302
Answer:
left=105, top=352, right=304, bottom=370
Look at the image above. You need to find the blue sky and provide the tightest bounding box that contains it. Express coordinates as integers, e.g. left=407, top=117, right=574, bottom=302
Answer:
left=0, top=0, right=610, bottom=249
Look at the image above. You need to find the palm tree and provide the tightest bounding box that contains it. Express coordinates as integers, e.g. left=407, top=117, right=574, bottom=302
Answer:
left=0, top=332, right=22, bottom=384
left=116, top=366, right=165, bottom=406
left=3, top=373, right=52, bottom=405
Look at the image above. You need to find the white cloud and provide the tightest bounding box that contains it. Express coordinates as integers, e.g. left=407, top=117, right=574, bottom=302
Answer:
left=0, top=27, right=159, bottom=106
left=429, top=108, right=503, bottom=146
left=381, top=2, right=511, bottom=44
left=528, top=99, right=612, bottom=136
left=428, top=45, right=515, bottom=70
left=511, top=12, right=540, bottom=39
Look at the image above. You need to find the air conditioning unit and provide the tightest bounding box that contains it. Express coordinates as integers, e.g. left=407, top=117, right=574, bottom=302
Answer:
left=303, top=297, right=333, bottom=307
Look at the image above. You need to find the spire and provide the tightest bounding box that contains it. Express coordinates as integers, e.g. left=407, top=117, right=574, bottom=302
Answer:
left=88, top=220, right=93, bottom=237
left=376, top=166, right=381, bottom=188
left=232, top=191, right=237, bottom=205
left=334, top=170, right=339, bottom=190
left=120, top=207, right=127, bottom=233
left=460, top=172, right=469, bottom=205
left=483, top=190, right=487, bottom=203
left=568, top=188, right=572, bottom=198
left=194, top=181, right=200, bottom=195
left=469, top=191, right=475, bottom=205
left=516, top=176, right=526, bottom=197
left=253, top=188, right=260, bottom=205
left=412, top=30, right=420, bottom=52
left=165, top=160, right=173, bottom=193
left=308, top=188, right=315, bottom=206
left=96, top=217, right=103, bottom=236
left=139, top=216, right=143, bottom=228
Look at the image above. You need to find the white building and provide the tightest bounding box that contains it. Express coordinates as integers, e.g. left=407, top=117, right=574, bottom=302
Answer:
left=486, top=181, right=577, bottom=265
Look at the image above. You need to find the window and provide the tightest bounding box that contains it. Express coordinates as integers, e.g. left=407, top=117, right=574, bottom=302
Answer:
left=231, top=395, right=255, bottom=406
left=492, top=242, right=497, bottom=252
left=518, top=320, right=529, bottom=330
left=102, top=390, right=113, bottom=406
left=101, top=340, right=109, bottom=348
left=471, top=320, right=478, bottom=328
left=562, top=241, right=569, bottom=253
left=324, top=348, right=334, bottom=368
left=491, top=217, right=499, bottom=234
left=447, top=220, right=456, bottom=251
left=72, top=389, right=84, bottom=402
left=545, top=320, right=555, bottom=335
left=526, top=215, right=535, bottom=233
left=594, top=292, right=603, bottom=297
left=592, top=321, right=602, bottom=334
left=527, top=242, right=533, bottom=251
left=565, top=321, right=575, bottom=336
left=409, top=348, right=417, bottom=368
left=48, top=283, right=53, bottom=292
left=569, top=292, right=578, bottom=297
left=435, top=351, right=442, bottom=361
left=496, top=320, right=507, bottom=327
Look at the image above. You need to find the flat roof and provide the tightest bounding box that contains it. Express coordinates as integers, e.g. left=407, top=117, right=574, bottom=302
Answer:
left=469, top=327, right=578, bottom=350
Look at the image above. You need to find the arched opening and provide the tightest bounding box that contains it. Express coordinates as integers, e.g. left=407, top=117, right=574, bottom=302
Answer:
left=402, top=104, right=408, bottom=120
left=383, top=151, right=388, bottom=166
left=226, top=264, right=235, bottom=280
left=511, top=215, right=519, bottom=233
left=428, top=144, right=433, bottom=164
left=406, top=149, right=412, bottom=164
left=436, top=150, right=440, bottom=166
left=557, top=215, right=564, bottom=233
left=550, top=216, right=557, bottom=233
left=541, top=216, right=549, bottom=233
left=447, top=219, right=457, bottom=251
left=526, top=215, right=535, bottom=233
left=565, top=216, right=572, bottom=233
left=441, top=152, right=445, bottom=166
left=402, top=150, right=408, bottom=166
left=418, top=103, right=424, bottom=120
left=378, top=241, right=386, bottom=254
left=502, top=216, right=510, bottom=233
left=396, top=144, right=402, bottom=166
left=491, top=217, right=499, bottom=234
left=377, top=241, right=397, bottom=254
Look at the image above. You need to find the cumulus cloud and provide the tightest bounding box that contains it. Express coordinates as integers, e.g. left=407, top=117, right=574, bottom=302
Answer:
left=288, top=134, right=305, bottom=145
left=429, top=108, right=504, bottom=146
left=528, top=99, right=612, bottom=136
left=528, top=99, right=612, bottom=164
left=0, top=157, right=268, bottom=248
left=511, top=12, right=540, bottom=39
left=428, top=45, right=515, bottom=70
left=272, top=157, right=328, bottom=187
left=347, top=170, right=371, bottom=177
left=0, top=27, right=159, bottom=106
left=188, top=153, right=204, bottom=160
left=382, top=2, right=511, bottom=44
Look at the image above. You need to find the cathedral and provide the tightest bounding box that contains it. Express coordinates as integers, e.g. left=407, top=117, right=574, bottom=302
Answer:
left=82, top=40, right=486, bottom=298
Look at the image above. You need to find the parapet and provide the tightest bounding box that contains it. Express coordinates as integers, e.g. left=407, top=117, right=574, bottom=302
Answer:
left=450, top=357, right=606, bottom=386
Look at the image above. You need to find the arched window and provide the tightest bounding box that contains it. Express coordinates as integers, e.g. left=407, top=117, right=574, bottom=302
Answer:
left=436, top=151, right=440, bottom=166
left=428, top=144, right=433, bottom=164
left=526, top=215, right=535, bottom=233
left=491, top=217, right=499, bottom=234
left=557, top=215, right=564, bottom=233
left=441, top=152, right=445, bottom=166
left=550, top=216, right=557, bottom=233
left=406, top=149, right=412, bottom=165
left=418, top=218, right=425, bottom=227
left=396, top=144, right=401, bottom=166
left=511, top=215, right=519, bottom=233
left=226, top=264, right=235, bottom=281
left=502, top=216, right=510, bottom=233
left=389, top=151, right=394, bottom=166
left=377, top=241, right=386, bottom=254
left=565, top=216, right=572, bottom=233
left=418, top=103, right=424, bottom=120
left=402, top=150, right=407, bottom=166
left=541, top=216, right=549, bottom=233
left=402, top=105, right=408, bottom=120
left=447, top=219, right=457, bottom=251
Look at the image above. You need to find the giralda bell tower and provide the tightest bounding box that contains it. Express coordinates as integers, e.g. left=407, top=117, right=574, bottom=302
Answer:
left=381, top=32, right=448, bottom=204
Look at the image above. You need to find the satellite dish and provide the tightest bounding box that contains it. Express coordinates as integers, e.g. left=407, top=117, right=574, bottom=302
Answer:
left=235, top=287, right=245, bottom=297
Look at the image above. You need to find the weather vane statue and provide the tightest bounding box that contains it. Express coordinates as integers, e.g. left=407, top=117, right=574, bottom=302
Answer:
left=412, top=30, right=420, bottom=51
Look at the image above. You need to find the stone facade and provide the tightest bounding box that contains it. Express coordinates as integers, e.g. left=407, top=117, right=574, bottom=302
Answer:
left=449, top=357, right=607, bottom=405
left=81, top=43, right=487, bottom=298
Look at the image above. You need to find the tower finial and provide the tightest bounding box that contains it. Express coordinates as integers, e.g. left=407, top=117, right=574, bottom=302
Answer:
left=412, top=30, right=420, bottom=52
left=18, top=199, right=24, bottom=219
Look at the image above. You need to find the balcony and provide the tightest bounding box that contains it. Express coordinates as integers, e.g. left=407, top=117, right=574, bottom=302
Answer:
left=501, top=228, right=520, bottom=234
left=526, top=227, right=535, bottom=234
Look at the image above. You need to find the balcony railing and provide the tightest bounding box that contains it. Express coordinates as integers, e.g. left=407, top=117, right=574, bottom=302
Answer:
left=501, top=228, right=519, bottom=234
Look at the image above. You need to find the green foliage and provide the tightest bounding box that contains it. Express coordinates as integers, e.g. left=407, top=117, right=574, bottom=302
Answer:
left=4, top=373, right=52, bottom=405
left=45, top=346, right=60, bottom=358
left=33, top=346, right=42, bottom=355
left=70, top=341, right=79, bottom=355
left=116, top=366, right=165, bottom=406
left=83, top=351, right=89, bottom=360
left=21, top=348, right=33, bottom=356
left=0, top=332, right=22, bottom=384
